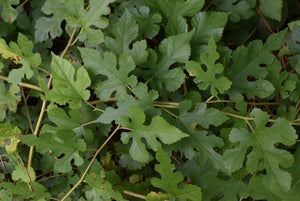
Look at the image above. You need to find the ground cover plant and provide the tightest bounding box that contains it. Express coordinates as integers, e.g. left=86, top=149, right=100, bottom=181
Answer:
left=0, top=0, right=300, bottom=200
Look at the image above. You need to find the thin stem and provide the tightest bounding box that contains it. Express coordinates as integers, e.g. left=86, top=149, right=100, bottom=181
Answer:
left=204, top=96, right=214, bottom=103
left=160, top=107, right=178, bottom=118
left=145, top=76, right=154, bottom=85
left=255, top=6, right=274, bottom=34
left=36, top=174, right=65, bottom=183
left=123, top=190, right=146, bottom=200
left=88, top=98, right=117, bottom=105
left=0, top=75, right=43, bottom=92
left=15, top=152, right=35, bottom=193
left=245, top=120, right=254, bottom=133
left=27, top=26, right=79, bottom=169
left=71, top=28, right=84, bottom=46
left=32, top=64, right=51, bottom=75
left=60, top=124, right=121, bottom=201
left=21, top=87, right=34, bottom=134
left=85, top=100, right=104, bottom=112
left=19, top=0, right=29, bottom=7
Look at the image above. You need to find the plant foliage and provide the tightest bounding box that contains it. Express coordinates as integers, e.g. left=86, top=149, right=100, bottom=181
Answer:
left=0, top=0, right=300, bottom=200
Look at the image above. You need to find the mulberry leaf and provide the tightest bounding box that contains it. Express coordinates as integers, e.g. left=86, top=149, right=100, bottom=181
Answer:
left=40, top=53, right=91, bottom=109
left=0, top=33, right=41, bottom=84
left=169, top=100, right=228, bottom=171
left=0, top=123, right=21, bottom=153
left=105, top=9, right=148, bottom=65
left=223, top=108, right=297, bottom=195
left=186, top=36, right=231, bottom=96
left=12, top=164, right=36, bottom=184
left=65, top=0, right=114, bottom=44
left=0, top=0, right=19, bottom=23
left=145, top=31, right=193, bottom=91
left=21, top=129, right=86, bottom=173
left=129, top=6, right=162, bottom=39
left=120, top=105, right=188, bottom=163
left=146, top=0, right=204, bottom=35
left=146, top=149, right=202, bottom=201
left=85, top=169, right=126, bottom=201
left=259, top=0, right=282, bottom=21
left=191, top=11, right=229, bottom=45
left=0, top=81, right=20, bottom=120
left=266, top=61, right=296, bottom=99
left=97, top=83, right=159, bottom=124
left=34, top=0, right=67, bottom=42
left=225, top=30, right=287, bottom=99
left=212, top=0, right=255, bottom=22
left=79, top=48, right=137, bottom=101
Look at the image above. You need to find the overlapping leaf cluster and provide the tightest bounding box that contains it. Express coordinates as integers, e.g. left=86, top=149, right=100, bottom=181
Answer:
left=0, top=0, right=300, bottom=200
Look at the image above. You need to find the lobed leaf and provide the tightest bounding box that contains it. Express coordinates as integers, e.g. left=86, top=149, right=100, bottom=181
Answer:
left=120, top=105, right=188, bottom=162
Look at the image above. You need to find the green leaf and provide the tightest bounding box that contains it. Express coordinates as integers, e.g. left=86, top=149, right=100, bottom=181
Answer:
left=120, top=105, right=188, bottom=163
left=0, top=33, right=41, bottom=84
left=79, top=48, right=137, bottom=101
left=21, top=129, right=86, bottom=173
left=247, top=175, right=281, bottom=201
left=202, top=171, right=247, bottom=201
left=34, top=0, right=67, bottom=42
left=0, top=181, right=51, bottom=201
left=146, top=149, right=202, bottom=201
left=40, top=53, right=91, bottom=109
left=145, top=31, right=193, bottom=91
left=129, top=6, right=162, bottom=39
left=226, top=30, right=287, bottom=99
left=168, top=100, right=228, bottom=171
left=186, top=36, right=232, bottom=96
left=40, top=107, right=94, bottom=141
left=259, top=0, right=282, bottom=21
left=85, top=169, right=126, bottom=201
left=0, top=123, right=20, bottom=153
left=97, top=83, right=159, bottom=124
left=191, top=11, right=230, bottom=45
left=105, top=9, right=148, bottom=65
left=147, top=0, right=204, bottom=35
left=223, top=108, right=297, bottom=195
left=283, top=148, right=300, bottom=200
left=0, top=0, right=19, bottom=23
left=212, top=0, right=255, bottom=22
left=266, top=61, right=296, bottom=99
left=0, top=82, right=20, bottom=120
left=65, top=0, right=114, bottom=44
left=12, top=164, right=36, bottom=184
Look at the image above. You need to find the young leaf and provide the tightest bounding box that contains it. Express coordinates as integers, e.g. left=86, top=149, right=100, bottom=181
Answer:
left=259, top=0, right=282, bottom=21
left=105, top=9, right=148, bottom=65
left=0, top=123, right=20, bottom=153
left=223, top=108, right=297, bottom=195
left=79, top=48, right=137, bottom=101
left=21, top=129, right=86, bottom=173
left=146, top=148, right=202, bottom=201
left=0, top=82, right=20, bottom=120
left=144, top=31, right=193, bottom=91
left=12, top=164, right=36, bottom=184
left=0, top=0, right=19, bottom=23
left=0, top=33, right=41, bottom=84
left=120, top=105, right=188, bottom=163
left=34, top=0, right=67, bottom=42
left=226, top=30, right=287, bottom=99
left=85, top=169, right=126, bottom=201
left=186, top=36, right=232, bottom=96
left=65, top=0, right=114, bottom=44
left=129, top=6, right=162, bottom=39
left=191, top=11, right=229, bottom=45
left=40, top=53, right=91, bottom=109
